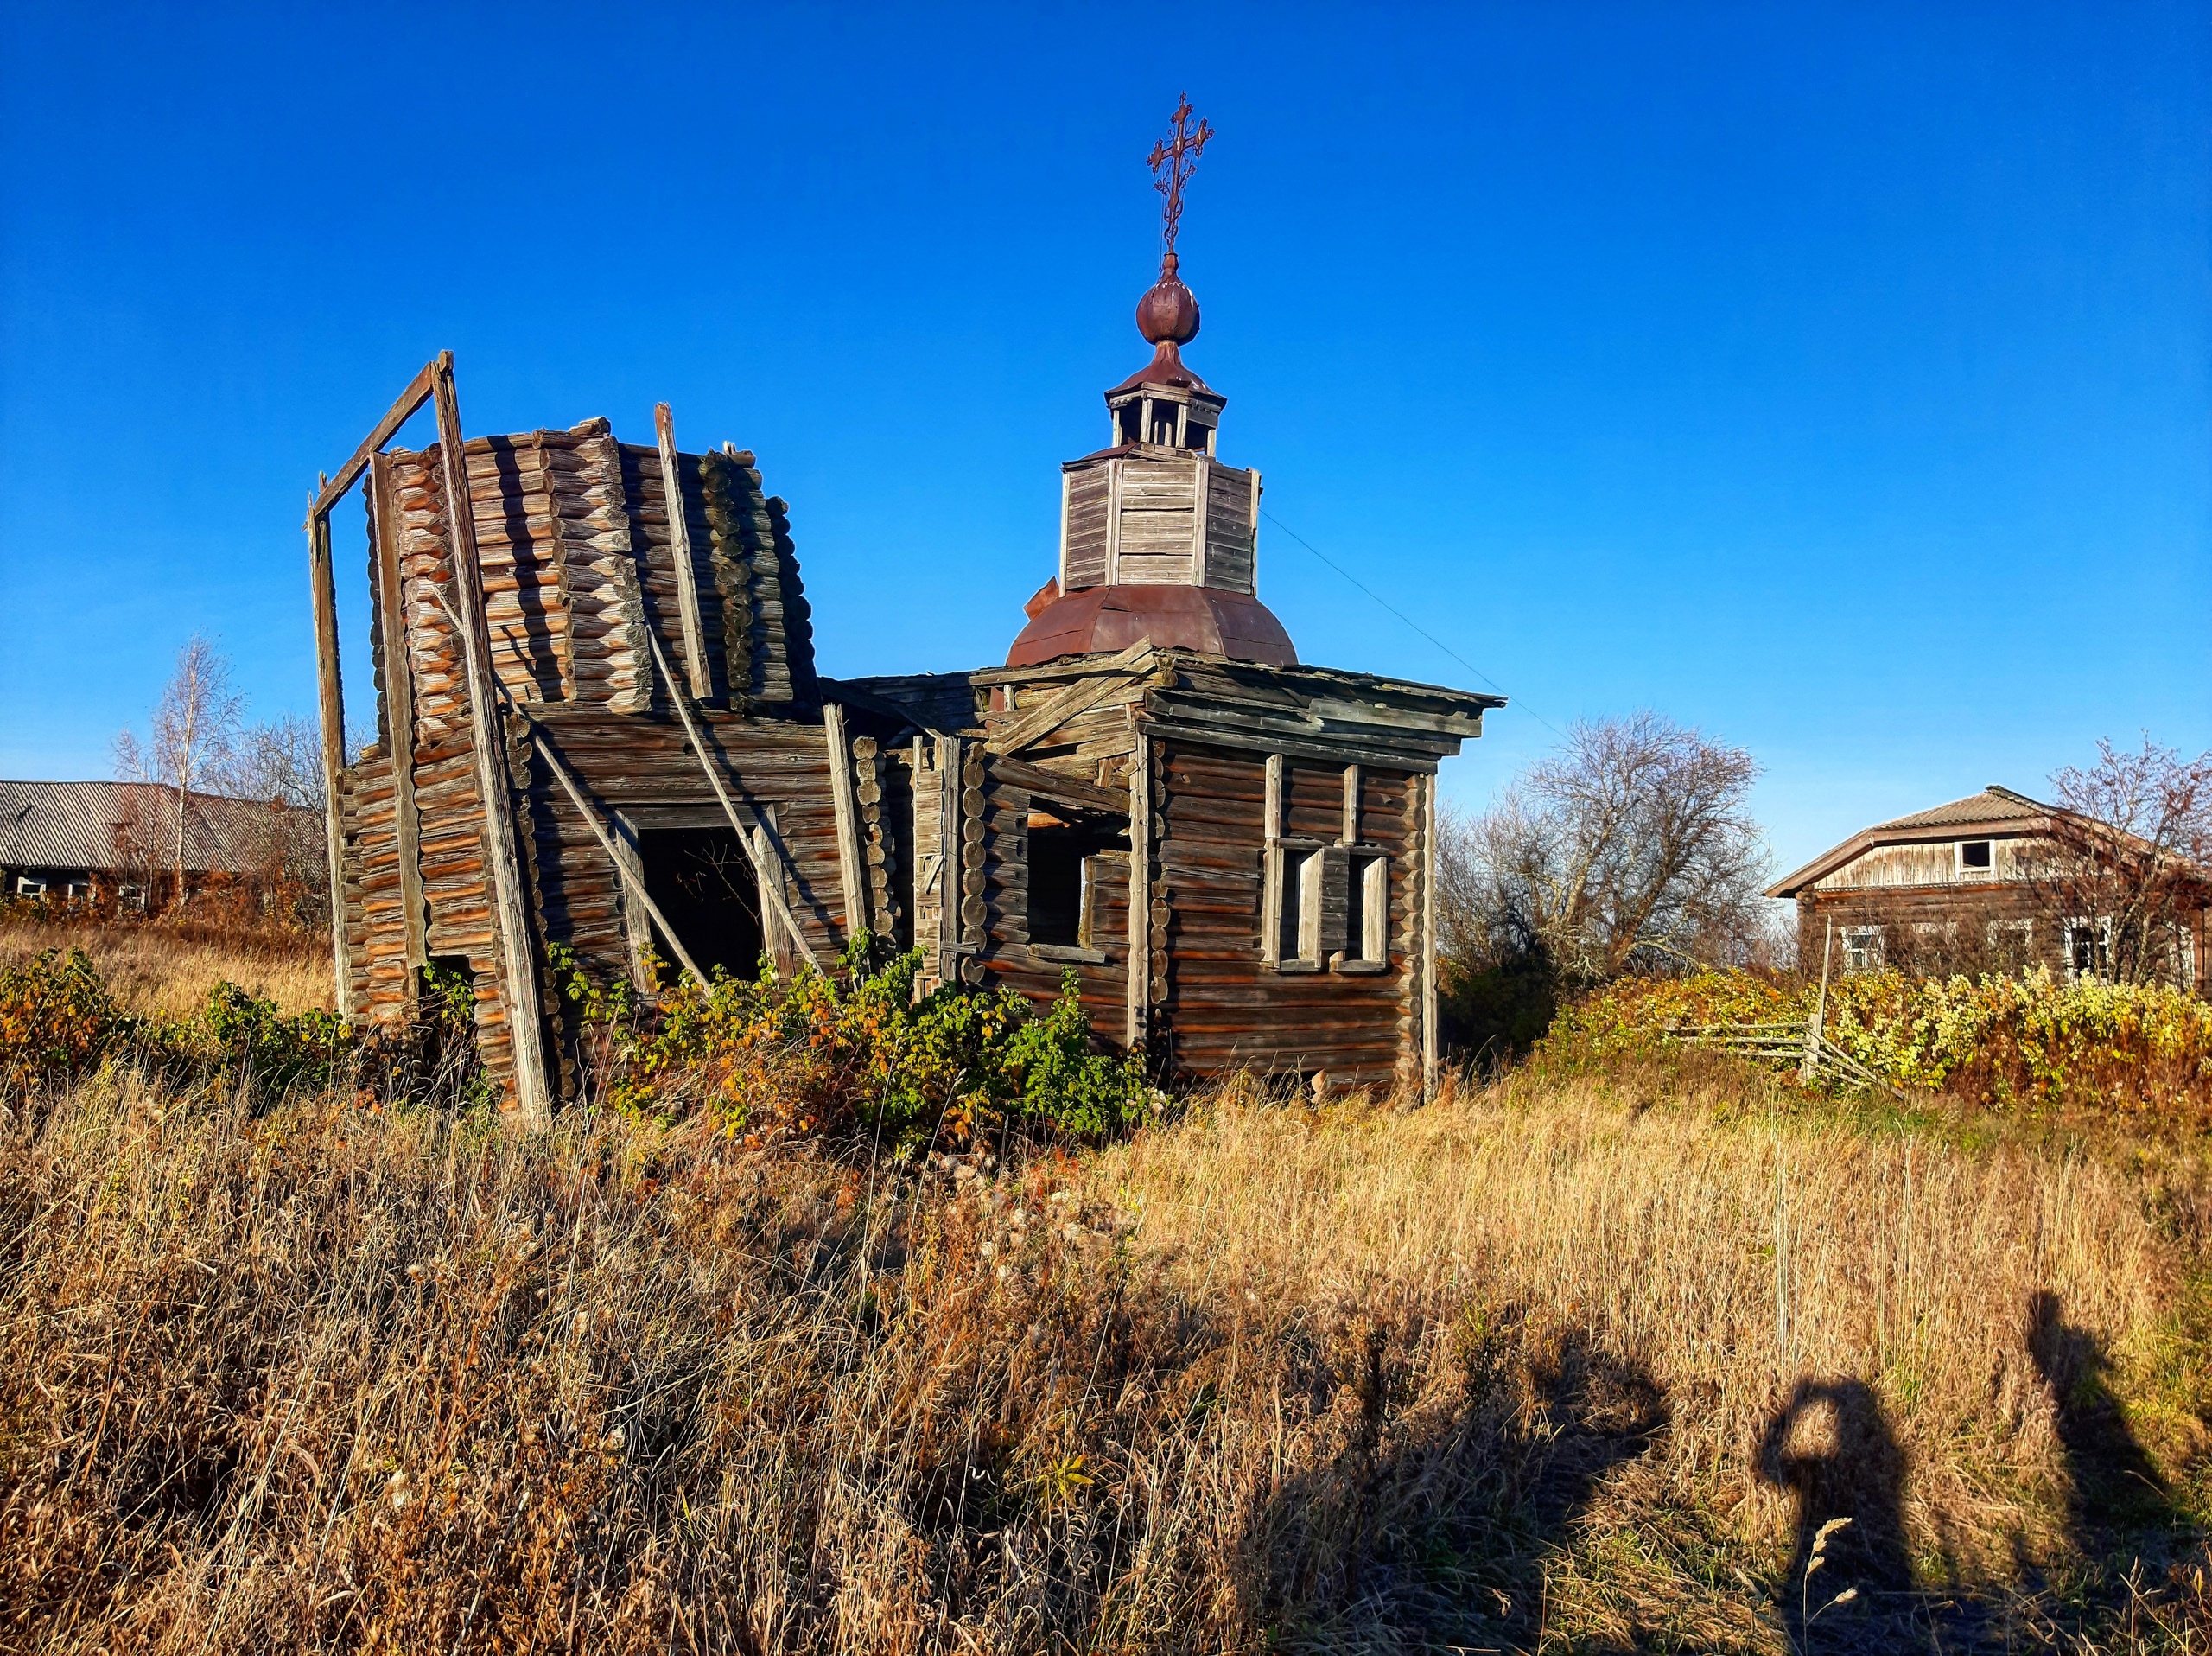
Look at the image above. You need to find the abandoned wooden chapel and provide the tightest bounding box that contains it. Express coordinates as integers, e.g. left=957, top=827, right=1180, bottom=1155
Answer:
left=305, top=105, right=1498, bottom=1122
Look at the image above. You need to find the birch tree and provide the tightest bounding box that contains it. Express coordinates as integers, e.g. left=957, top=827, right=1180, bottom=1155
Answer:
left=112, top=634, right=245, bottom=911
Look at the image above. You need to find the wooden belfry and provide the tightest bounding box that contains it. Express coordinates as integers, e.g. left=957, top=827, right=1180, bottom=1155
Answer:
left=309, top=105, right=1497, bottom=1120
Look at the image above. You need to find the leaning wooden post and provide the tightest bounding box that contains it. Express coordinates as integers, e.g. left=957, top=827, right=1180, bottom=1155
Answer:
left=307, top=487, right=356, bottom=1020
left=823, top=703, right=868, bottom=951
left=431, top=353, right=554, bottom=1127
left=653, top=403, right=711, bottom=701
left=1421, top=770, right=1440, bottom=1099
left=1127, top=732, right=1153, bottom=1051
left=1800, top=916, right=1834, bottom=1082
left=368, top=451, right=428, bottom=991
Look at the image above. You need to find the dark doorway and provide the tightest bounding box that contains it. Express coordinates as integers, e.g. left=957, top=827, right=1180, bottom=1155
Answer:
left=639, top=826, right=765, bottom=980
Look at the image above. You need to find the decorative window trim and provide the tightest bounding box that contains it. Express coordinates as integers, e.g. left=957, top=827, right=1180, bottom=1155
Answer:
left=1840, top=924, right=1885, bottom=974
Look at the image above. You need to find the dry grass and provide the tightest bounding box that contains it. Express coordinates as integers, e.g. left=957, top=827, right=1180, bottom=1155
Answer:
left=0, top=913, right=332, bottom=1018
left=3, top=1069, right=2206, bottom=1653
left=1089, top=1071, right=2212, bottom=1647
left=2, top=923, right=2208, bottom=1653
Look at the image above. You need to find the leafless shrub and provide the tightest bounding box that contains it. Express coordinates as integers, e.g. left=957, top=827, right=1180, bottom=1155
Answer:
left=2024, top=736, right=2212, bottom=987
left=1447, top=711, right=1770, bottom=980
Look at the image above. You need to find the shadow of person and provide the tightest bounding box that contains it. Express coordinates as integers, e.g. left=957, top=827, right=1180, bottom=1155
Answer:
left=2027, top=1290, right=2172, bottom=1551
left=1758, top=1378, right=1912, bottom=1642
left=1237, top=1318, right=1669, bottom=1651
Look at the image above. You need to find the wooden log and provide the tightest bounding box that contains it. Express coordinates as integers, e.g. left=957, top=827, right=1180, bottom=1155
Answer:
left=1127, top=731, right=1152, bottom=1050
left=1421, top=771, right=1439, bottom=1098
left=984, top=640, right=1154, bottom=755
left=370, top=452, right=427, bottom=987
left=823, top=703, right=867, bottom=947
left=305, top=358, right=438, bottom=525
left=308, top=489, right=356, bottom=1020
left=432, top=354, right=555, bottom=1127
left=653, top=403, right=711, bottom=700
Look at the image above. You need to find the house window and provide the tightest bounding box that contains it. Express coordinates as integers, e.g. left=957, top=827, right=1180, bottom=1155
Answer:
left=15, top=876, right=46, bottom=899
left=1986, top=918, right=2034, bottom=969
left=1841, top=925, right=1885, bottom=974
left=1027, top=812, right=1124, bottom=963
left=1344, top=851, right=1390, bottom=967
left=118, top=884, right=147, bottom=914
left=2064, top=917, right=2111, bottom=982
left=1958, top=839, right=1993, bottom=875
left=1266, top=840, right=1328, bottom=970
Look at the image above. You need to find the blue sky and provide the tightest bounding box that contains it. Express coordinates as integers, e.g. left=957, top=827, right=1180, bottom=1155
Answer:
left=2, top=3, right=2205, bottom=879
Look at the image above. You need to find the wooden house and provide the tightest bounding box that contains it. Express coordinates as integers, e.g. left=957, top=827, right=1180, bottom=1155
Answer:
left=0, top=780, right=314, bottom=911
left=1768, top=786, right=2207, bottom=984
left=306, top=254, right=1497, bottom=1123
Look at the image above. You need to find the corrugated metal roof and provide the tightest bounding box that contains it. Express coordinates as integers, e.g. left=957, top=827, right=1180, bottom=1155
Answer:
left=1865, top=787, right=2050, bottom=834
left=0, top=780, right=309, bottom=876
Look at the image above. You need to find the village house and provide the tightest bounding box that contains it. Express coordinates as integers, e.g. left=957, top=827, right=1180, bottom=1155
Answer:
left=1768, top=785, right=2207, bottom=985
left=303, top=121, right=1498, bottom=1123
left=0, top=780, right=315, bottom=912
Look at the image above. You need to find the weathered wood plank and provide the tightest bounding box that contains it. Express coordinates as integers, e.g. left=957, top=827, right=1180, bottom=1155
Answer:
left=431, top=353, right=555, bottom=1125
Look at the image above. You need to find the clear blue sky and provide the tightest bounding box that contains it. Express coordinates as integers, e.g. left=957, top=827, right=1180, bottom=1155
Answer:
left=2, top=3, right=2205, bottom=879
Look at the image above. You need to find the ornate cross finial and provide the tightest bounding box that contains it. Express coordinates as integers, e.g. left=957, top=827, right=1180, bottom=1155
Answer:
left=1147, top=94, right=1214, bottom=264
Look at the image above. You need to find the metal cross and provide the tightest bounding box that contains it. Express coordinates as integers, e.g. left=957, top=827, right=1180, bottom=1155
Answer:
left=1147, top=94, right=1215, bottom=259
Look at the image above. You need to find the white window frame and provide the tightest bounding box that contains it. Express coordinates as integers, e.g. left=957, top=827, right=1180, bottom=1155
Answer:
left=1840, top=924, right=1885, bottom=975
left=2063, top=916, right=2113, bottom=983
left=1955, top=838, right=1996, bottom=878
left=15, top=876, right=47, bottom=899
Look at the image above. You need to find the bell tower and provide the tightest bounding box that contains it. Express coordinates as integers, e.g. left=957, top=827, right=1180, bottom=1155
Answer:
left=1008, top=98, right=1296, bottom=669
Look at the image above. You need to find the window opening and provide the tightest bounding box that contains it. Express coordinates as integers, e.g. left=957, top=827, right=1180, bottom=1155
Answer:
left=1344, top=851, right=1390, bottom=966
left=638, top=826, right=766, bottom=980
left=2065, top=917, right=2112, bottom=982
left=1959, top=839, right=1993, bottom=873
left=1028, top=810, right=1128, bottom=957
left=1841, top=925, right=1885, bottom=974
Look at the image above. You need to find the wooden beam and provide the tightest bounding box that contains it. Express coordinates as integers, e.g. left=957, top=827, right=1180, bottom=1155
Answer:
left=306, top=490, right=355, bottom=1021
left=1342, top=763, right=1361, bottom=845
left=304, top=358, right=438, bottom=526
left=1421, top=771, right=1439, bottom=1099
left=938, top=734, right=965, bottom=986
left=823, top=702, right=868, bottom=948
left=987, top=753, right=1128, bottom=818
left=369, top=451, right=427, bottom=985
left=984, top=640, right=1154, bottom=756
left=531, top=723, right=709, bottom=988
left=644, top=630, right=820, bottom=969
left=654, top=403, right=710, bottom=701
left=1127, top=731, right=1152, bottom=1051
left=431, top=353, right=555, bottom=1127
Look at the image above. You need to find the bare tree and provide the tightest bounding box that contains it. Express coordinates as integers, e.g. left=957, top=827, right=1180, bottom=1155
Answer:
left=113, top=634, right=245, bottom=912
left=2024, top=736, right=2212, bottom=985
left=1447, top=711, right=1769, bottom=980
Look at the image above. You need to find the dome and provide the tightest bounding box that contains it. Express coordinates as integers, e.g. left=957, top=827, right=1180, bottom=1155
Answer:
left=1007, top=583, right=1296, bottom=669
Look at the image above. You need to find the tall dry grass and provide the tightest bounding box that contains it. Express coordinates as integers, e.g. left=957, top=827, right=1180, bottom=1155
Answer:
left=0, top=914, right=332, bottom=1018
left=3, top=1057, right=2206, bottom=1653
left=1090, top=1071, right=2212, bottom=1646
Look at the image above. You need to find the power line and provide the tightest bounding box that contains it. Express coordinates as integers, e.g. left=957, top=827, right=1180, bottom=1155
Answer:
left=1259, top=506, right=1566, bottom=741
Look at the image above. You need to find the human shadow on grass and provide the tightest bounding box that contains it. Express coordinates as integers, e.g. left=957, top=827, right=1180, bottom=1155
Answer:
left=1758, top=1378, right=1913, bottom=1650
left=2027, top=1289, right=2175, bottom=1555
left=1236, top=1315, right=1671, bottom=1653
